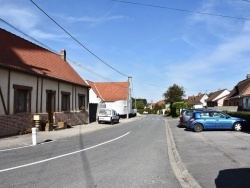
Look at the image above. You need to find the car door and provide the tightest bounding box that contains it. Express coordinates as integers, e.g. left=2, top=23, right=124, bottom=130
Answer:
left=215, top=112, right=232, bottom=129
left=200, top=112, right=216, bottom=129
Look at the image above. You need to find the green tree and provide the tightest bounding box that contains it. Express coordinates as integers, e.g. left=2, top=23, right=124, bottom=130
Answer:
left=135, top=100, right=145, bottom=109
left=172, top=102, right=192, bottom=115
left=163, top=84, right=185, bottom=117
left=132, top=98, right=147, bottom=109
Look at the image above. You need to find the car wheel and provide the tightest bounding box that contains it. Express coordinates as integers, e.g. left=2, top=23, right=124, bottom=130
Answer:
left=111, top=119, right=114, bottom=125
left=193, top=123, right=203, bottom=132
left=117, top=118, right=119, bottom=123
left=233, top=122, right=242, bottom=131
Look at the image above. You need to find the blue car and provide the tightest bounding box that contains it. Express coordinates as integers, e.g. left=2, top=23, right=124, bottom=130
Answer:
left=187, top=110, right=246, bottom=132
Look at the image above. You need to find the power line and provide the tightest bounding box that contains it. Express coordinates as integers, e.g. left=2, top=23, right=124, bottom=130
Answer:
left=0, top=18, right=57, bottom=54
left=111, top=0, right=250, bottom=21
left=29, top=0, right=129, bottom=78
left=0, top=18, right=129, bottom=89
left=0, top=14, right=221, bottom=94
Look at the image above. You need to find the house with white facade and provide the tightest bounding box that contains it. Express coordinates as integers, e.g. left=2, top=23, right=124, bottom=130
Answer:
left=186, top=93, right=208, bottom=108
left=0, top=28, right=90, bottom=137
left=86, top=80, right=135, bottom=120
left=206, top=89, right=230, bottom=107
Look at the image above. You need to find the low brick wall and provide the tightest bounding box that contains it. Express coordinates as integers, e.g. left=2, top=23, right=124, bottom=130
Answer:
left=0, top=111, right=89, bottom=137
left=54, top=111, right=88, bottom=125
left=0, top=114, right=33, bottom=137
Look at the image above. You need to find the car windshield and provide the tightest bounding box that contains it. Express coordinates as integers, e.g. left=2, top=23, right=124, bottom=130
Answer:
left=99, top=109, right=111, bottom=115
left=106, top=110, right=111, bottom=115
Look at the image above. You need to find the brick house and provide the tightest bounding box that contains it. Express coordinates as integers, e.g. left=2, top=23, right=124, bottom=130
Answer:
left=186, top=93, right=208, bottom=108
left=206, top=89, right=230, bottom=107
left=224, top=75, right=250, bottom=110
left=0, top=28, right=90, bottom=137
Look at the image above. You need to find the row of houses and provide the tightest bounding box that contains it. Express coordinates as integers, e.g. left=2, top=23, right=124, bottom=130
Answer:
left=184, top=74, right=250, bottom=111
left=0, top=28, right=133, bottom=137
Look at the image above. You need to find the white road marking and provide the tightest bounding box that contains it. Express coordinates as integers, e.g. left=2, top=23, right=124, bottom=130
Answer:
left=0, top=132, right=130, bottom=173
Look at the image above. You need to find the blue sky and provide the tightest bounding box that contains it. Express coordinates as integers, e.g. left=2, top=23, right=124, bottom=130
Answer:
left=1, top=0, right=250, bottom=104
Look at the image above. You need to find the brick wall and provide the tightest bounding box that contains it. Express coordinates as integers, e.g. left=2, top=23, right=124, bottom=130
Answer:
left=0, top=111, right=89, bottom=137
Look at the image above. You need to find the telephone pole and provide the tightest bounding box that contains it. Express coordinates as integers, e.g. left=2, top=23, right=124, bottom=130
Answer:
left=127, top=76, right=132, bottom=119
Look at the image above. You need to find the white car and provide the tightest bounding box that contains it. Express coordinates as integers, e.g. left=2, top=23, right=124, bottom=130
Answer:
left=97, top=108, right=120, bottom=124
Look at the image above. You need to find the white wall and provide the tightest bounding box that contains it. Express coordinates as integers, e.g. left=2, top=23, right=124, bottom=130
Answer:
left=89, top=88, right=101, bottom=103
left=105, top=100, right=133, bottom=115
left=200, top=95, right=208, bottom=106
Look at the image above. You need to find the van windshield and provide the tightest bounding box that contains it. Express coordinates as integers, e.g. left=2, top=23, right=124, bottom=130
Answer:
left=99, top=109, right=111, bottom=115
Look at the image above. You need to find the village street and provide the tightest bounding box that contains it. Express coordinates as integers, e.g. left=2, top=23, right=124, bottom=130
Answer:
left=0, top=115, right=181, bottom=188
left=1, top=115, right=250, bottom=188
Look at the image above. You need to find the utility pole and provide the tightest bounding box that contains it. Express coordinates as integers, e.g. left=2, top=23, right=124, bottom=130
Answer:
left=127, top=76, right=132, bottom=119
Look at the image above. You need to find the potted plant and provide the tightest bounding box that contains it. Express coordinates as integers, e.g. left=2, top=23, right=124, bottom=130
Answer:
left=80, top=106, right=86, bottom=112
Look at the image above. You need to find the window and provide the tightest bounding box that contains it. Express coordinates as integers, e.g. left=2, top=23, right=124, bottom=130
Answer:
left=78, top=94, right=85, bottom=109
left=13, top=85, right=32, bottom=114
left=61, top=91, right=70, bottom=111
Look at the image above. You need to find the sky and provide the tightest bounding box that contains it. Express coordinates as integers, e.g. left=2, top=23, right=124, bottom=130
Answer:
left=1, top=0, right=250, bottom=104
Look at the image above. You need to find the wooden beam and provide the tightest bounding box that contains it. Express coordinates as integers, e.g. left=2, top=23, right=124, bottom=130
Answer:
left=0, top=86, right=8, bottom=115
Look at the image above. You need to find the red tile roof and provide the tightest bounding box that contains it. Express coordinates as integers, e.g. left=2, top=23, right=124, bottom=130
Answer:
left=157, top=100, right=166, bottom=106
left=87, top=80, right=129, bottom=101
left=226, top=77, right=250, bottom=99
left=0, top=28, right=89, bottom=87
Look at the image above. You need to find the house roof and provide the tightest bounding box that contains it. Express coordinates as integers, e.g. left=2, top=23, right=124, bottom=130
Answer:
left=226, top=77, right=250, bottom=99
left=156, top=100, right=165, bottom=106
left=87, top=80, right=129, bottom=101
left=186, top=93, right=207, bottom=105
left=207, top=89, right=228, bottom=102
left=0, top=28, right=89, bottom=87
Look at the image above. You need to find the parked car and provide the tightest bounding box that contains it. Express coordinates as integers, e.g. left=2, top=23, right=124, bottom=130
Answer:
left=186, top=110, right=246, bottom=132
left=179, top=108, right=209, bottom=127
left=97, top=108, right=120, bottom=124
left=179, top=109, right=193, bottom=127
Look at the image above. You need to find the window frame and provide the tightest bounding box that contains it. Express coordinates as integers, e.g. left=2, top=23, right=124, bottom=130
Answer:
left=13, top=84, right=32, bottom=114
left=61, top=91, right=71, bottom=112
left=78, top=94, right=86, bottom=109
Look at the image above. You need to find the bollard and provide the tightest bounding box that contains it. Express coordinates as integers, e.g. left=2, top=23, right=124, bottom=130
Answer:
left=32, top=127, right=37, bottom=145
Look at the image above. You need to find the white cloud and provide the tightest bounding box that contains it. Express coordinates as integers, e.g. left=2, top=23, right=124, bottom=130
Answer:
left=164, top=18, right=250, bottom=96
left=66, top=15, right=124, bottom=23
left=29, top=29, right=67, bottom=41
left=53, top=12, right=125, bottom=27
left=0, top=2, right=38, bottom=29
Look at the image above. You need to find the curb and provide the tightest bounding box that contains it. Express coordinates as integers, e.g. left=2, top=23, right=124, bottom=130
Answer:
left=165, top=120, right=201, bottom=188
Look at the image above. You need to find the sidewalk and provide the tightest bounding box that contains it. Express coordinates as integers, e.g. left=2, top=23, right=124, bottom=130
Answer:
left=0, top=116, right=142, bottom=150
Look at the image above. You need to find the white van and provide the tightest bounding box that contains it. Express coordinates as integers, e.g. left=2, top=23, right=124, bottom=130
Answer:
left=97, top=108, right=120, bottom=124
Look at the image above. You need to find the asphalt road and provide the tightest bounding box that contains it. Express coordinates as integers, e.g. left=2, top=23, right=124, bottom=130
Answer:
left=0, top=115, right=181, bottom=188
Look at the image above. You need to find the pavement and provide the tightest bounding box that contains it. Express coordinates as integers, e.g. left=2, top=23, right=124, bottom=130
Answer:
left=0, top=116, right=142, bottom=150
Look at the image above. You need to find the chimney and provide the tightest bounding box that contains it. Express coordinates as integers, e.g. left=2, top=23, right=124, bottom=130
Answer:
left=60, top=49, right=66, bottom=61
